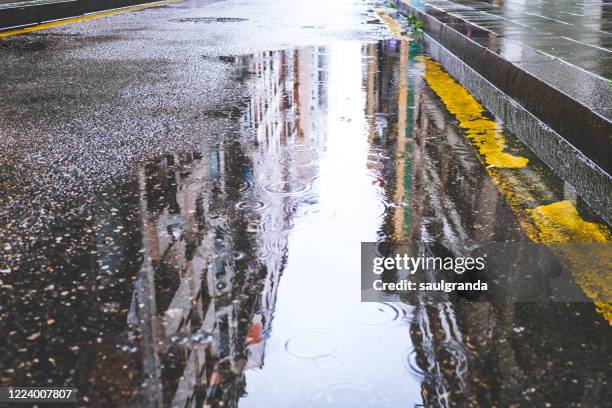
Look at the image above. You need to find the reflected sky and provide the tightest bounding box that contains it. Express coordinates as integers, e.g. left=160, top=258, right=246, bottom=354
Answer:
left=241, top=41, right=419, bottom=407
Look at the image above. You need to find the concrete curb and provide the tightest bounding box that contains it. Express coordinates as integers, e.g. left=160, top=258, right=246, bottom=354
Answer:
left=0, top=0, right=162, bottom=30
left=395, top=0, right=612, bottom=223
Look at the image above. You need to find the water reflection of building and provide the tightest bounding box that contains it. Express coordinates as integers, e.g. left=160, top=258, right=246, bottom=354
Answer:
left=363, top=40, right=411, bottom=243
left=364, top=37, right=612, bottom=408
left=127, top=47, right=327, bottom=407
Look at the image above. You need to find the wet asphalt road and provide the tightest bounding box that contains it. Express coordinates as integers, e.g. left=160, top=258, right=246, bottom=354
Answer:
left=0, top=0, right=381, bottom=186
left=0, top=0, right=611, bottom=407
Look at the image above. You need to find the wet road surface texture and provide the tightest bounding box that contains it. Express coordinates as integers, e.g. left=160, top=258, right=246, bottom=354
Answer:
left=0, top=0, right=611, bottom=407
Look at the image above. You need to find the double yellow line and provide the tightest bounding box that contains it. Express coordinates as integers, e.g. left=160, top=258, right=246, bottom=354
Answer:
left=0, top=0, right=181, bottom=38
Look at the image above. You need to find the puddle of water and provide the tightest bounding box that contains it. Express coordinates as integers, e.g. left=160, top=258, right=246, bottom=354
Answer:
left=284, top=332, right=336, bottom=360
left=126, top=39, right=611, bottom=407
left=238, top=41, right=420, bottom=408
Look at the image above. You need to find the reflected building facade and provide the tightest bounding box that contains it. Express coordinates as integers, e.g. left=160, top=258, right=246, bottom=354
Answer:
left=127, top=47, right=327, bottom=407
left=361, top=36, right=612, bottom=408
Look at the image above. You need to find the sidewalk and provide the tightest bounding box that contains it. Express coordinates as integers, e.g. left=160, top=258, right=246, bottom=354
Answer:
left=407, top=0, right=612, bottom=78
left=396, top=0, right=611, bottom=220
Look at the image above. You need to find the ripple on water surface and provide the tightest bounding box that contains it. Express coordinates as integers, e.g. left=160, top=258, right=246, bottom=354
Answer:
left=264, top=181, right=311, bottom=195
left=405, top=348, right=426, bottom=378
left=284, top=332, right=336, bottom=360
left=314, top=355, right=343, bottom=370
left=278, top=157, right=317, bottom=168
left=292, top=144, right=316, bottom=152
left=238, top=179, right=254, bottom=192
left=306, top=383, right=389, bottom=407
left=354, top=302, right=399, bottom=326
left=290, top=195, right=337, bottom=218
left=235, top=200, right=267, bottom=211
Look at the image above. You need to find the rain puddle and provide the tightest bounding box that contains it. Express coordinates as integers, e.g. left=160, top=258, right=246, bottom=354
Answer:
left=130, top=41, right=421, bottom=407
left=1, top=37, right=611, bottom=407
left=124, top=40, right=612, bottom=407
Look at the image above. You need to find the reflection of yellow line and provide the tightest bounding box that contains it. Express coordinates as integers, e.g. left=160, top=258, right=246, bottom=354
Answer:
left=0, top=0, right=180, bottom=38
left=394, top=40, right=409, bottom=240
left=421, top=57, right=612, bottom=324
left=375, top=8, right=411, bottom=40
left=376, top=8, right=412, bottom=239
left=366, top=43, right=377, bottom=144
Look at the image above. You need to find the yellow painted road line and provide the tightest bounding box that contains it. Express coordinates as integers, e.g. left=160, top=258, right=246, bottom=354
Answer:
left=416, top=58, right=529, bottom=169
left=0, top=0, right=181, bottom=38
left=421, top=57, right=612, bottom=324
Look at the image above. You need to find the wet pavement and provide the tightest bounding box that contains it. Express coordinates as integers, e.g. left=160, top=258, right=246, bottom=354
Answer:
left=401, top=0, right=612, bottom=79
left=395, top=0, right=612, bottom=222
left=0, top=0, right=611, bottom=407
